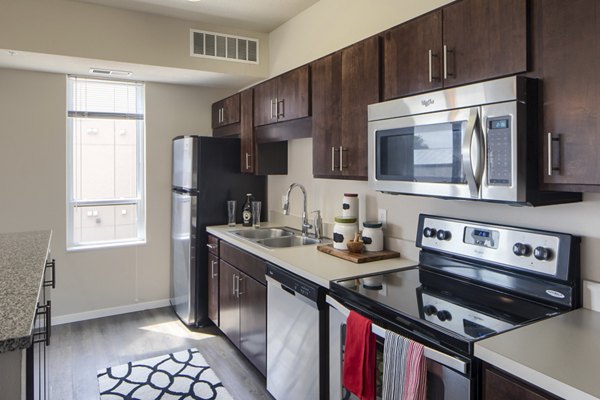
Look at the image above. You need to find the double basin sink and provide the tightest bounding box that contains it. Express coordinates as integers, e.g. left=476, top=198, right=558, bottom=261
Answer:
left=230, top=227, right=321, bottom=249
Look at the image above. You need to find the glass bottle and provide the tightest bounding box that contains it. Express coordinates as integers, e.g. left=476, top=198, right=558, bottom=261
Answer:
left=242, top=193, right=253, bottom=227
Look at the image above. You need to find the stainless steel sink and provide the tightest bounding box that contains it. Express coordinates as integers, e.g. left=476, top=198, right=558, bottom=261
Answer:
left=229, top=227, right=323, bottom=248
left=231, top=227, right=295, bottom=240
left=256, top=235, right=320, bottom=248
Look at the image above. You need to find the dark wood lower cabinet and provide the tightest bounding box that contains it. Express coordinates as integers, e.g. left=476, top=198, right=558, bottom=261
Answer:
left=482, top=363, right=561, bottom=400
left=217, top=245, right=267, bottom=376
left=207, top=252, right=219, bottom=326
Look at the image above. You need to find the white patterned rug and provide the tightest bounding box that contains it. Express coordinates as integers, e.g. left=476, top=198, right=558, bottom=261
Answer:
left=97, top=348, right=233, bottom=399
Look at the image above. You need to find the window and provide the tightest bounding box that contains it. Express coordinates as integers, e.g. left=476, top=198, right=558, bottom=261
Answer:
left=67, top=76, right=146, bottom=250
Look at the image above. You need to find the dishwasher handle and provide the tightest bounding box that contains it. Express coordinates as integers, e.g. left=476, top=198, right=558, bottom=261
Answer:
left=280, top=284, right=296, bottom=296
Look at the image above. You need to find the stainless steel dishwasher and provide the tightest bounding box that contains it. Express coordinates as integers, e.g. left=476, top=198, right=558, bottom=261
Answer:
left=266, top=263, right=327, bottom=400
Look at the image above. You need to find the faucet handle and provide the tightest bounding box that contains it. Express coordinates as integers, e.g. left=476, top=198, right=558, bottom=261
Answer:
left=311, top=210, right=323, bottom=239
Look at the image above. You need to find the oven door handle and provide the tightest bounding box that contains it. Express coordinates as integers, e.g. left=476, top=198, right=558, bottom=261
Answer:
left=462, top=107, right=483, bottom=198
left=326, top=295, right=467, bottom=374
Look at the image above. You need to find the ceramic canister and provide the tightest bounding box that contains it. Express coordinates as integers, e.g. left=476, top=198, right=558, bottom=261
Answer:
left=333, top=217, right=358, bottom=250
left=342, top=193, right=358, bottom=218
left=362, top=221, right=384, bottom=252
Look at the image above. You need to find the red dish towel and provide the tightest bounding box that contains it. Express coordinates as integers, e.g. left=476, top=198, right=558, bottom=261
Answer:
left=342, top=310, right=376, bottom=400
left=382, top=330, right=427, bottom=400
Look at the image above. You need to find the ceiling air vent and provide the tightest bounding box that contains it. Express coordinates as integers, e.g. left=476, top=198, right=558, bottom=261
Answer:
left=89, top=68, right=132, bottom=77
left=190, top=29, right=259, bottom=64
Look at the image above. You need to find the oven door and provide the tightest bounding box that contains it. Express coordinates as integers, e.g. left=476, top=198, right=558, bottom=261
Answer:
left=368, top=107, right=484, bottom=200
left=328, top=296, right=472, bottom=400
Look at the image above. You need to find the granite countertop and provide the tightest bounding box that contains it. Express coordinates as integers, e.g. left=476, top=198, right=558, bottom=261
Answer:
left=0, top=230, right=52, bottom=353
left=475, top=308, right=600, bottom=400
left=207, top=223, right=415, bottom=287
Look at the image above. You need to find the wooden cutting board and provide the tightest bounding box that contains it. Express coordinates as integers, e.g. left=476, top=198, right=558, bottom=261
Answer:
left=316, top=243, right=400, bottom=263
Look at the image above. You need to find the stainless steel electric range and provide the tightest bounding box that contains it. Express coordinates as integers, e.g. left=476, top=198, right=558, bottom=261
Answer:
left=328, top=214, right=580, bottom=400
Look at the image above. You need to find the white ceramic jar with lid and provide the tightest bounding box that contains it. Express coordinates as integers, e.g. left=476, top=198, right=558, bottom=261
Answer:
left=362, top=221, right=383, bottom=252
left=342, top=193, right=358, bottom=218
left=333, top=217, right=358, bottom=250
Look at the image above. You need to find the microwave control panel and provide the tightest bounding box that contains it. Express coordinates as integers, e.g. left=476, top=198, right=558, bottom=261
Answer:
left=486, top=116, right=512, bottom=187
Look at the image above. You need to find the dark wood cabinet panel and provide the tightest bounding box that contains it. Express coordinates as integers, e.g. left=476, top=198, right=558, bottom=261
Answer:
left=383, top=10, right=443, bottom=100
left=219, top=241, right=267, bottom=284
left=482, top=363, right=561, bottom=400
left=537, top=0, right=600, bottom=188
left=212, top=93, right=240, bottom=129
left=207, top=234, right=219, bottom=255
left=442, top=0, right=527, bottom=88
left=239, top=89, right=255, bottom=174
left=382, top=0, right=527, bottom=100
left=239, top=273, right=267, bottom=376
left=277, top=65, right=310, bottom=123
left=312, top=36, right=379, bottom=180
left=207, top=252, right=219, bottom=326
left=218, top=260, right=240, bottom=346
left=254, top=65, right=310, bottom=127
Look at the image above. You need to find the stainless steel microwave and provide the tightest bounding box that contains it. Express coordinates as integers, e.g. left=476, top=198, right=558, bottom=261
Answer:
left=367, top=76, right=580, bottom=206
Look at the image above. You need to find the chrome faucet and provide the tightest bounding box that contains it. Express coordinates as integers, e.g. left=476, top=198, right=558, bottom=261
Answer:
left=283, top=183, right=312, bottom=237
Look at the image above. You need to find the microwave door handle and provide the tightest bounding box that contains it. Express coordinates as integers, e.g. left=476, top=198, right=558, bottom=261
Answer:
left=462, top=108, right=482, bottom=198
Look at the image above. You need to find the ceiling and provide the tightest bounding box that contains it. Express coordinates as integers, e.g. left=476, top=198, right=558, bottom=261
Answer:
left=73, top=0, right=319, bottom=32
left=0, top=0, right=319, bottom=87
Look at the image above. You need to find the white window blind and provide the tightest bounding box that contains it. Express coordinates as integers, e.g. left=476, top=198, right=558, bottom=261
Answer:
left=67, top=76, right=146, bottom=250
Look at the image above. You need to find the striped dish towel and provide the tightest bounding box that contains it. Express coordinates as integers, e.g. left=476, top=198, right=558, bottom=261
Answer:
left=382, top=330, right=427, bottom=400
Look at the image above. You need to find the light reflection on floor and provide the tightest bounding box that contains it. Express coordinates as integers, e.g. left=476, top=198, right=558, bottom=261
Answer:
left=139, top=320, right=215, bottom=340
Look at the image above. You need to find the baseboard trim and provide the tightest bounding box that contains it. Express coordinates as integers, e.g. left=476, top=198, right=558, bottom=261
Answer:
left=52, top=299, right=171, bottom=326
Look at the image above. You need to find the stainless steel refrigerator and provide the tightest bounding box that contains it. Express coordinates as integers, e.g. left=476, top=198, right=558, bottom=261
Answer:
left=170, top=135, right=267, bottom=327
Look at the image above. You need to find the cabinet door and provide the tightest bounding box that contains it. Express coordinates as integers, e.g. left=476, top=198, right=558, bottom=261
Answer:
left=240, top=89, right=255, bottom=173
left=540, top=0, right=600, bottom=187
left=383, top=10, right=443, bottom=100
left=340, top=36, right=380, bottom=179
left=211, top=100, right=223, bottom=129
left=207, top=252, right=219, bottom=326
left=483, top=364, right=560, bottom=400
left=253, top=79, right=278, bottom=127
left=239, top=273, right=267, bottom=376
left=222, top=93, right=240, bottom=126
left=277, top=65, right=310, bottom=123
left=442, top=0, right=527, bottom=88
left=218, top=260, right=240, bottom=347
left=312, top=52, right=342, bottom=177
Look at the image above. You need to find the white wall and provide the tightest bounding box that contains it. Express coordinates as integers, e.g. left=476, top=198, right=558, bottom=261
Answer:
left=267, top=0, right=600, bottom=282
left=0, top=68, right=231, bottom=318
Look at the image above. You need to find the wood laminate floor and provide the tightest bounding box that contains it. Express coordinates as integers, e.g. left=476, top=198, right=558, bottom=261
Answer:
left=48, top=307, right=273, bottom=399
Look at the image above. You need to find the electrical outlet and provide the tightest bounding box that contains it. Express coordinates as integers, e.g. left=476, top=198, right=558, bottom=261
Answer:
left=378, top=208, right=387, bottom=226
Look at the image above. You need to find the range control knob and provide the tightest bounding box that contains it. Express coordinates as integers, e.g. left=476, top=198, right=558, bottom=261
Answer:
left=512, top=242, right=531, bottom=257
left=436, top=230, right=451, bottom=241
left=423, top=305, right=438, bottom=316
left=423, top=227, right=436, bottom=238
left=437, top=310, right=452, bottom=322
left=534, top=246, right=552, bottom=261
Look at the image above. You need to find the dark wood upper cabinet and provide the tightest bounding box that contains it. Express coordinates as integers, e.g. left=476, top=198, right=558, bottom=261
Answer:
left=383, top=0, right=527, bottom=100
left=536, top=0, right=600, bottom=189
left=312, top=36, right=380, bottom=180
left=212, top=93, right=240, bottom=129
left=254, top=65, right=310, bottom=127
left=239, top=89, right=255, bottom=174
left=383, top=10, right=443, bottom=99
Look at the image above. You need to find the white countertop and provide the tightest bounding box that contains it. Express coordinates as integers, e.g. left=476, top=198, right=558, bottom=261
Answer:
left=475, top=308, right=600, bottom=400
left=207, top=223, right=416, bottom=287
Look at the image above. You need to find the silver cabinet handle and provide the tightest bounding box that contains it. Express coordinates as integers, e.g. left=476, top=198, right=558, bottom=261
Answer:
left=211, top=260, right=218, bottom=278
left=331, top=147, right=336, bottom=171
left=245, top=152, right=251, bottom=170
left=237, top=276, right=245, bottom=297
left=339, top=146, right=344, bottom=171
left=278, top=99, right=284, bottom=118
left=232, top=274, right=238, bottom=296
left=428, top=49, right=433, bottom=83
left=206, top=243, right=217, bottom=249
left=270, top=99, right=275, bottom=119
left=548, top=132, right=561, bottom=176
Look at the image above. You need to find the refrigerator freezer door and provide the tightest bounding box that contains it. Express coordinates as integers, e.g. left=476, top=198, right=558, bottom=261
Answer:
left=172, top=136, right=197, bottom=190
left=170, top=190, right=197, bottom=325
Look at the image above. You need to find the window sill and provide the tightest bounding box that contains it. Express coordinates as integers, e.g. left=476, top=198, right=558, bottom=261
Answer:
left=67, top=239, right=147, bottom=252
